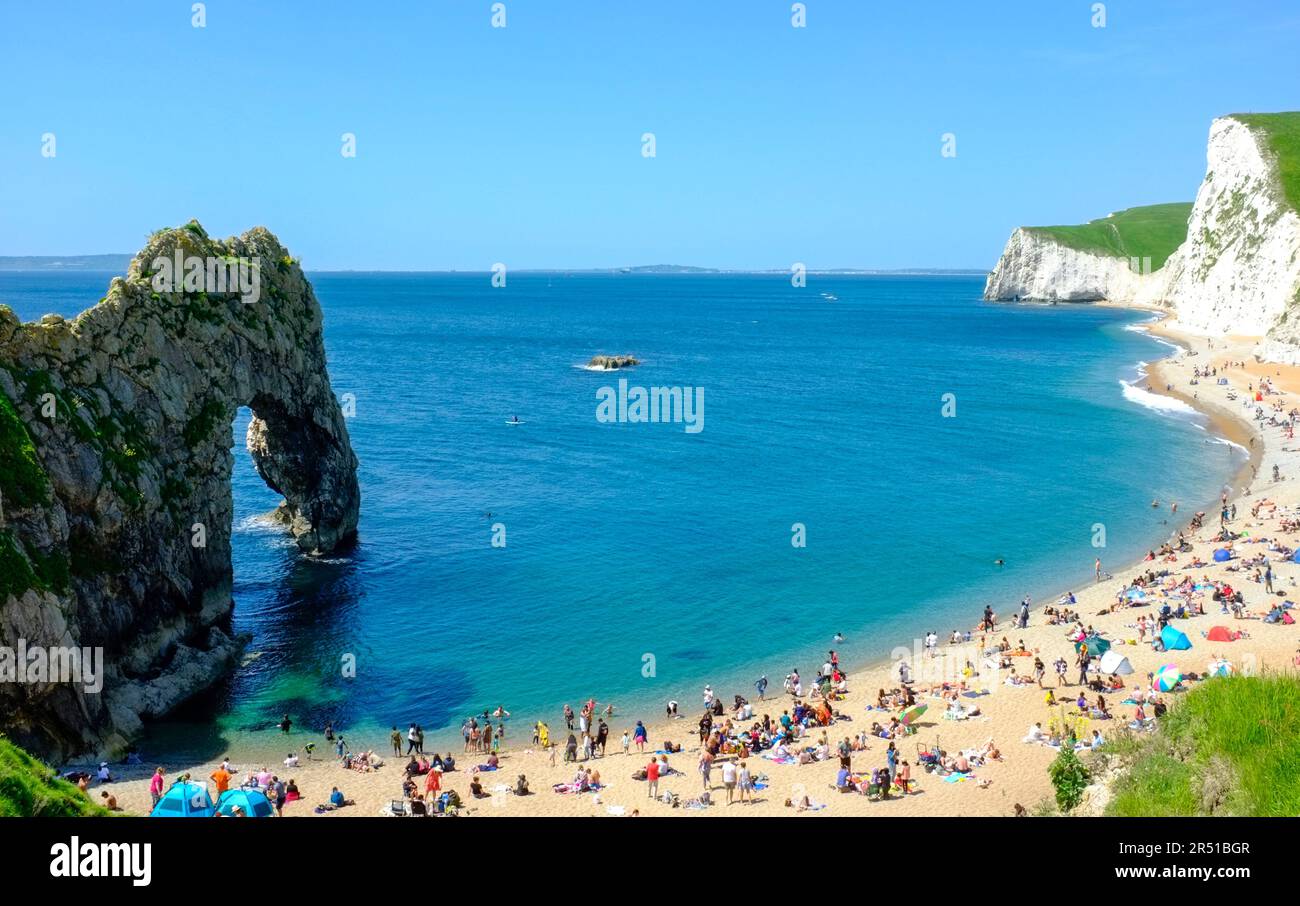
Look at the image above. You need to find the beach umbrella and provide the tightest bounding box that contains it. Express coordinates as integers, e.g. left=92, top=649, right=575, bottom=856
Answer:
left=150, top=781, right=215, bottom=818
left=1212, top=548, right=1231, bottom=562
left=1098, top=650, right=1134, bottom=676
left=215, top=788, right=275, bottom=818
left=1153, top=664, right=1182, bottom=692
left=899, top=704, right=928, bottom=726
left=1207, top=659, right=1234, bottom=678
left=1075, top=636, right=1111, bottom=657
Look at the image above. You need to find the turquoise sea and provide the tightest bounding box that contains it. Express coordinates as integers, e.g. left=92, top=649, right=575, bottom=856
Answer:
left=0, top=271, right=1243, bottom=759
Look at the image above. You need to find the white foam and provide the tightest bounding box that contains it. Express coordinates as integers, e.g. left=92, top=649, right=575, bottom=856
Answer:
left=1207, top=435, right=1250, bottom=455
left=1118, top=380, right=1202, bottom=418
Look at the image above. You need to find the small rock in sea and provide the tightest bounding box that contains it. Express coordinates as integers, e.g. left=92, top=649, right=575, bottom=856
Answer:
left=587, top=354, right=640, bottom=370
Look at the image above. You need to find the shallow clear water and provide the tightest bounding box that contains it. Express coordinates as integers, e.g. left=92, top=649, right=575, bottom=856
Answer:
left=0, top=271, right=1241, bottom=759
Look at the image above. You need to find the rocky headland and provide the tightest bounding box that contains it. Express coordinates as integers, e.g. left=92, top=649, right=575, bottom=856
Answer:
left=986, top=113, right=1300, bottom=361
left=0, top=222, right=359, bottom=761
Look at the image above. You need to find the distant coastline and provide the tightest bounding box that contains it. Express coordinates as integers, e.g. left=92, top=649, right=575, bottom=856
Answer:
left=0, top=255, right=987, bottom=277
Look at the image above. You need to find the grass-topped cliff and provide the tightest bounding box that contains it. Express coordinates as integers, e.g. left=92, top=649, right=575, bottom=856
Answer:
left=1233, top=112, right=1300, bottom=214
left=1104, top=674, right=1300, bottom=816
left=1023, top=202, right=1193, bottom=271
left=0, top=737, right=110, bottom=816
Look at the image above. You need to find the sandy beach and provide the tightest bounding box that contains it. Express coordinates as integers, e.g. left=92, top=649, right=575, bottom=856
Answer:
left=86, top=319, right=1300, bottom=818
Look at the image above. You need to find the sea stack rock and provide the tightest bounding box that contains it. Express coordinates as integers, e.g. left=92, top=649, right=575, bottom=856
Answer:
left=587, top=354, right=640, bottom=370
left=0, top=222, right=359, bottom=759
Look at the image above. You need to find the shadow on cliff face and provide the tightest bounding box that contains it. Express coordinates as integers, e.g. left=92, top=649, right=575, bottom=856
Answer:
left=133, top=547, right=369, bottom=762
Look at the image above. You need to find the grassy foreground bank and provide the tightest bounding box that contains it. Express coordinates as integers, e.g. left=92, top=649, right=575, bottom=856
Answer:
left=0, top=737, right=110, bottom=817
left=1104, top=674, right=1300, bottom=817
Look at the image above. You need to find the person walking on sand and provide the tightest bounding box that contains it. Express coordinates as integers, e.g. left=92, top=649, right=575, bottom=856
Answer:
left=407, top=724, right=419, bottom=755
left=633, top=720, right=648, bottom=753
left=646, top=756, right=660, bottom=799
left=1095, top=557, right=1102, bottom=582
left=698, top=748, right=714, bottom=792
left=755, top=675, right=768, bottom=700
left=737, top=760, right=752, bottom=803
left=721, top=758, right=738, bottom=804
left=390, top=726, right=402, bottom=757
left=1265, top=560, right=1274, bottom=593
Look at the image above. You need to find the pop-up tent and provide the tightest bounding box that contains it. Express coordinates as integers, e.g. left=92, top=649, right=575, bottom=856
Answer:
left=215, top=788, right=275, bottom=817
left=1212, top=548, right=1232, bottom=562
left=1205, top=625, right=1239, bottom=642
left=1160, top=624, right=1192, bottom=651
left=150, top=781, right=215, bottom=818
left=1098, top=649, right=1134, bottom=675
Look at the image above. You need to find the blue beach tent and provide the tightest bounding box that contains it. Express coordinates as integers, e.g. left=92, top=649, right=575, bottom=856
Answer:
left=215, top=788, right=275, bottom=817
left=150, top=781, right=216, bottom=818
left=1291, top=549, right=1300, bottom=564
left=1212, top=549, right=1232, bottom=562
left=1161, top=624, right=1192, bottom=651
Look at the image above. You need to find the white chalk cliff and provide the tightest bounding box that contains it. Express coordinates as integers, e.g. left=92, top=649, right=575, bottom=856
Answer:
left=986, top=116, right=1300, bottom=363
left=983, top=228, right=1150, bottom=303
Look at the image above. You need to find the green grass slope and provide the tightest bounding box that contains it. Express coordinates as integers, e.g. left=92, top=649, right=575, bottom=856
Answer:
left=1106, top=674, right=1300, bottom=817
left=0, top=737, right=111, bottom=817
left=1023, top=202, right=1193, bottom=271
left=1233, top=111, right=1300, bottom=215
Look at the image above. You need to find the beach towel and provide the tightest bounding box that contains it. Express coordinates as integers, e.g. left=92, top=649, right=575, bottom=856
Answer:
left=943, top=773, right=974, bottom=783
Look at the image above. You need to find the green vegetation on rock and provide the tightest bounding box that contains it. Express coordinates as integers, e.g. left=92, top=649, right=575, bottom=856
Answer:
left=1024, top=202, right=1193, bottom=270
left=0, top=386, right=50, bottom=509
left=0, top=737, right=111, bottom=817
left=1106, top=674, right=1300, bottom=816
left=0, top=530, right=41, bottom=602
left=1234, top=111, right=1300, bottom=215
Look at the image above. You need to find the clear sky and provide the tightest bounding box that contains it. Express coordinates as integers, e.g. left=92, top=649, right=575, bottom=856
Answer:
left=1, top=0, right=1297, bottom=270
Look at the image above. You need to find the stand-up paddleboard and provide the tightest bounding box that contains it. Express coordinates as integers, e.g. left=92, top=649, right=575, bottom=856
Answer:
left=505, top=418, right=525, bottom=425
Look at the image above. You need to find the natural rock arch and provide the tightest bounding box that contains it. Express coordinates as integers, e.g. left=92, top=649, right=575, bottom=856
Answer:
left=0, top=223, right=359, bottom=759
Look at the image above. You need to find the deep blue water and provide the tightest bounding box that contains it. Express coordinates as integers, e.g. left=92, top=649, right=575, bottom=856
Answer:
left=0, top=271, right=1241, bottom=758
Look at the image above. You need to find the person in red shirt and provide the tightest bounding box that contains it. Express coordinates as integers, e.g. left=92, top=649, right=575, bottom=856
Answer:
left=149, top=767, right=165, bottom=807
left=424, top=766, right=442, bottom=797
left=645, top=759, right=660, bottom=799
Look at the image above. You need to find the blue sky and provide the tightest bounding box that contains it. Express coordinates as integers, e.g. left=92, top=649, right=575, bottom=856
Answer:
left=1, top=0, right=1297, bottom=270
